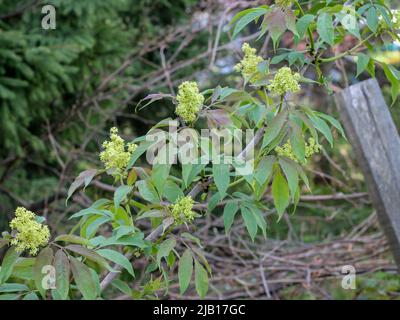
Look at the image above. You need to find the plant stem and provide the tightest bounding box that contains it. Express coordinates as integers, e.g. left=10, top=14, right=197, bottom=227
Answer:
left=294, top=1, right=315, bottom=53
left=320, top=33, right=374, bottom=63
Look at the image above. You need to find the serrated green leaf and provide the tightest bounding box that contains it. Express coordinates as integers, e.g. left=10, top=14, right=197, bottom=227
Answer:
left=290, top=122, right=305, bottom=163
left=96, top=249, right=134, bottom=277
left=232, top=8, right=268, bottom=38
left=240, top=205, right=258, bottom=241
left=223, top=202, right=239, bottom=233
left=0, top=247, right=20, bottom=284
left=272, top=168, right=290, bottom=220
left=136, top=180, right=160, bottom=203
left=151, top=164, right=170, bottom=196
left=65, top=245, right=113, bottom=272
left=157, top=238, right=176, bottom=266
left=54, top=234, right=89, bottom=246
left=366, top=7, right=378, bottom=33
left=178, top=249, right=193, bottom=295
left=54, top=250, right=70, bottom=300
left=111, top=279, right=132, bottom=296
left=163, top=180, right=184, bottom=203
left=340, top=13, right=360, bottom=39
left=114, top=185, right=133, bottom=210
left=296, top=14, right=314, bottom=40
left=23, top=292, right=39, bottom=300
left=254, top=156, right=275, bottom=186
left=70, top=257, right=97, bottom=300
left=34, top=247, right=53, bottom=298
left=262, top=111, right=287, bottom=149
left=316, top=112, right=347, bottom=140
left=279, top=158, right=299, bottom=202
left=356, top=53, right=370, bottom=77
left=194, top=260, right=208, bottom=298
left=67, top=169, right=97, bottom=203
left=0, top=283, right=29, bottom=293
left=317, top=13, right=334, bottom=46
left=309, top=115, right=333, bottom=146
left=383, top=63, right=400, bottom=106
left=212, top=163, right=230, bottom=199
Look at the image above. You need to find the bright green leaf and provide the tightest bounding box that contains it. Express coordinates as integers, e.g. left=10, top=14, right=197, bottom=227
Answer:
left=194, top=260, right=208, bottom=298
left=96, top=249, right=134, bottom=277
left=272, top=168, right=290, bottom=220
left=223, top=202, right=239, bottom=233
left=178, top=249, right=193, bottom=295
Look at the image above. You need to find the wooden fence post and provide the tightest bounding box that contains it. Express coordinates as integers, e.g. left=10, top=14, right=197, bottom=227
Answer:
left=335, top=78, right=400, bottom=269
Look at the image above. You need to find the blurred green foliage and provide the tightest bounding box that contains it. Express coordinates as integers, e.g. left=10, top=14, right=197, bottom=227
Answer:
left=0, top=0, right=197, bottom=227
left=0, top=0, right=196, bottom=156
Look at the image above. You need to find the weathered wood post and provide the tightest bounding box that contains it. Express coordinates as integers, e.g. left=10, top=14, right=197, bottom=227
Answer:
left=335, top=78, right=400, bottom=269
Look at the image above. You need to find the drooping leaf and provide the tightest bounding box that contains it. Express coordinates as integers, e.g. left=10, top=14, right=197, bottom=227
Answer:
left=65, top=245, right=112, bottom=271
left=240, top=205, right=258, bottom=241
left=264, top=8, right=287, bottom=49
left=340, top=13, right=360, bottom=39
left=309, top=115, right=333, bottom=146
left=0, top=283, right=29, bottom=293
left=54, top=234, right=89, bottom=246
left=33, top=247, right=54, bottom=298
left=262, top=111, right=287, bottom=149
left=296, top=14, right=314, bottom=40
left=114, top=185, right=133, bottom=210
left=111, top=279, right=132, bottom=296
left=54, top=250, right=70, bottom=300
left=157, top=238, right=176, bottom=266
left=212, top=163, right=230, bottom=199
left=242, top=203, right=267, bottom=238
left=383, top=63, right=400, bottom=106
left=356, top=53, right=370, bottom=77
left=163, top=180, right=184, bottom=203
left=194, top=260, right=208, bottom=298
left=366, top=7, right=378, bottom=33
left=316, top=112, right=347, bottom=140
left=272, top=168, right=290, bottom=220
left=0, top=247, right=20, bottom=284
left=254, top=156, right=275, bottom=186
left=232, top=7, right=269, bottom=38
left=136, top=180, right=160, bottom=203
left=70, top=256, right=97, bottom=300
left=178, top=249, right=193, bottom=295
left=96, top=249, right=134, bottom=277
left=317, top=13, right=334, bottom=46
left=127, top=141, right=154, bottom=169
left=66, top=169, right=97, bottom=203
left=289, top=122, right=305, bottom=163
left=23, top=292, right=39, bottom=300
left=279, top=158, right=299, bottom=202
left=223, top=202, right=239, bottom=233
left=151, top=164, right=171, bottom=196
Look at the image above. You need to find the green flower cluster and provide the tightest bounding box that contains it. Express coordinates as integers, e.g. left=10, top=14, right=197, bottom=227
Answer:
left=275, top=0, right=293, bottom=8
left=100, top=127, right=137, bottom=178
left=234, top=43, right=264, bottom=83
left=10, top=207, right=50, bottom=255
left=268, top=67, right=301, bottom=95
left=175, top=81, right=204, bottom=123
left=170, top=196, right=196, bottom=224
left=275, top=137, right=321, bottom=164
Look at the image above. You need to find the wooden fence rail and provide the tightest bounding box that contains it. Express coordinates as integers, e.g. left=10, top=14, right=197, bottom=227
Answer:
left=335, top=78, right=400, bottom=269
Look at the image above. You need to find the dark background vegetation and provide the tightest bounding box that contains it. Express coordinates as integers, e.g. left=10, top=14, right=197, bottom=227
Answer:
left=1, top=0, right=400, bottom=299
